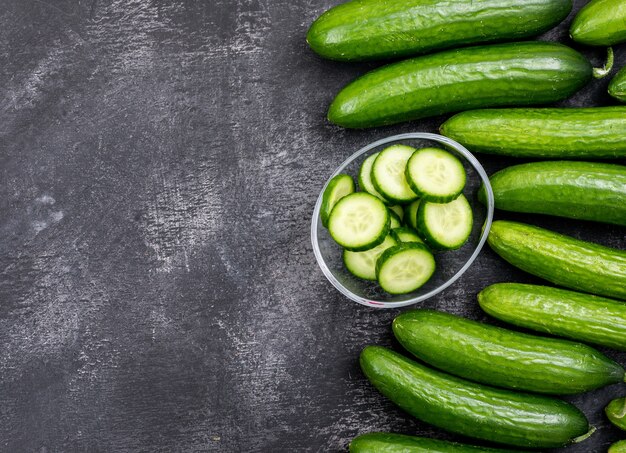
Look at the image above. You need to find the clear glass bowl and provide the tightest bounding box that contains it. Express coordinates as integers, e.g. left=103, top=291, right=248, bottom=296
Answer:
left=311, top=133, right=494, bottom=309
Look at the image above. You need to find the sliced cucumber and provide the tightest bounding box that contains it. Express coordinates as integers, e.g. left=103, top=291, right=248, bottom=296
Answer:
left=406, top=148, right=466, bottom=202
left=389, top=205, right=404, bottom=221
left=417, top=194, right=473, bottom=250
left=388, top=209, right=402, bottom=229
left=372, top=145, right=419, bottom=203
left=358, top=153, right=389, bottom=203
left=376, top=243, right=436, bottom=294
left=320, top=174, right=355, bottom=228
left=344, top=235, right=398, bottom=281
left=403, top=199, right=421, bottom=230
left=328, top=192, right=390, bottom=251
left=390, top=227, right=424, bottom=244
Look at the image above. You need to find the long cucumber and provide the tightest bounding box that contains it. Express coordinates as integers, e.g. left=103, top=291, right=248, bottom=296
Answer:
left=570, top=0, right=626, bottom=46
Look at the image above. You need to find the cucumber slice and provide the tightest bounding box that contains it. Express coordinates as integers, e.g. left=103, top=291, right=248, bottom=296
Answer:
left=376, top=243, right=436, bottom=294
left=389, top=205, right=404, bottom=221
left=358, top=152, right=389, bottom=203
left=417, top=194, right=473, bottom=250
left=390, top=227, right=424, bottom=244
left=372, top=145, right=419, bottom=203
left=320, top=174, right=355, bottom=228
left=343, top=234, right=397, bottom=280
left=403, top=199, right=421, bottom=230
left=328, top=192, right=390, bottom=251
left=388, top=209, right=402, bottom=229
left=406, top=147, right=466, bottom=202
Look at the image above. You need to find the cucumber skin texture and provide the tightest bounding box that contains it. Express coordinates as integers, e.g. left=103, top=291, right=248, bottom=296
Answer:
left=610, top=440, right=626, bottom=453
left=478, top=161, right=626, bottom=226
left=349, top=432, right=522, bottom=453
left=440, top=107, right=626, bottom=158
left=328, top=42, right=592, bottom=128
left=570, top=0, right=626, bottom=45
left=478, top=283, right=626, bottom=351
left=393, top=310, right=624, bottom=395
left=360, top=346, right=589, bottom=448
left=487, top=221, right=626, bottom=300
left=609, top=66, right=626, bottom=102
left=606, top=397, right=626, bottom=431
left=307, top=0, right=572, bottom=62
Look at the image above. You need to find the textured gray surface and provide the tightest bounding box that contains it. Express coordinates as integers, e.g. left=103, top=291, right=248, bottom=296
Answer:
left=1, top=0, right=625, bottom=452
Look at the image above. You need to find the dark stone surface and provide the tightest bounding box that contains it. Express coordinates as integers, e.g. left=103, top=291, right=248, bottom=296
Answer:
left=1, top=0, right=625, bottom=451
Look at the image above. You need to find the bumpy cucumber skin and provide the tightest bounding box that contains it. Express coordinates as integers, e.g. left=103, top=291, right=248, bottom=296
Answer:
left=609, top=440, right=626, bottom=453
left=606, top=397, right=626, bottom=431
left=393, top=310, right=624, bottom=395
left=360, top=346, right=590, bottom=448
left=609, top=66, right=626, bottom=102
left=487, top=221, right=626, bottom=300
left=479, top=283, right=626, bottom=351
left=349, top=432, right=522, bottom=453
left=307, top=0, right=572, bottom=62
left=570, top=0, right=626, bottom=45
left=440, top=107, right=626, bottom=158
left=478, top=161, right=626, bottom=226
left=328, top=42, right=592, bottom=128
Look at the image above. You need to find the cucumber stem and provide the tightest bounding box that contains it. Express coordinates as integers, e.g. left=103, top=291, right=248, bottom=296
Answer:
left=571, top=426, right=596, bottom=444
left=593, top=47, right=614, bottom=79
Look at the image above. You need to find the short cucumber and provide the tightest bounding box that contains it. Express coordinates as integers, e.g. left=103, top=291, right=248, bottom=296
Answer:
left=307, top=0, right=572, bottom=61
left=376, top=243, right=435, bottom=294
left=360, top=346, right=590, bottom=448
left=406, top=148, right=466, bottom=202
left=390, top=227, right=423, bottom=244
left=372, top=145, right=419, bottom=204
left=393, top=310, right=624, bottom=394
left=359, top=153, right=389, bottom=203
left=328, top=42, right=592, bottom=128
left=478, top=283, right=626, bottom=351
left=440, top=107, right=626, bottom=158
left=478, top=161, right=626, bottom=226
left=610, top=440, right=626, bottom=453
left=570, top=0, right=626, bottom=45
left=320, top=174, right=355, bottom=228
left=609, top=66, right=626, bottom=102
left=487, top=221, right=626, bottom=300
left=349, top=432, right=523, bottom=453
left=403, top=200, right=421, bottom=230
left=417, top=195, right=472, bottom=250
left=606, top=397, right=626, bottom=431
left=344, top=235, right=397, bottom=281
left=328, top=192, right=390, bottom=251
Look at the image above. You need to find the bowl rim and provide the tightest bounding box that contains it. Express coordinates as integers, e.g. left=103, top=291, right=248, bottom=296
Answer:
left=310, top=132, right=495, bottom=309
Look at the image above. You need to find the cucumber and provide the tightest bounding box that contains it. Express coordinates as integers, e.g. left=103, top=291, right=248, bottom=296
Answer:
left=307, top=0, right=572, bottom=62
left=478, top=283, right=626, bottom=351
left=349, top=432, right=522, bottom=453
left=376, top=243, right=435, bottom=294
left=403, top=200, right=421, bottom=230
left=320, top=174, right=355, bottom=228
left=328, top=192, right=390, bottom=251
left=388, top=209, right=402, bottom=229
left=344, top=234, right=397, bottom=281
left=372, top=145, right=419, bottom=204
left=359, top=153, right=389, bottom=203
left=610, top=440, right=626, bottom=453
left=390, top=227, right=423, bottom=244
left=478, top=161, right=626, bottom=226
left=389, top=205, right=404, bottom=221
left=570, top=0, right=626, bottom=46
left=609, top=66, right=626, bottom=102
left=606, top=397, right=626, bottom=431
left=417, top=195, right=473, bottom=250
left=393, top=310, right=624, bottom=394
left=487, top=221, right=626, bottom=300
left=360, top=346, right=591, bottom=448
left=328, top=42, right=592, bottom=128
left=405, top=148, right=466, bottom=203
left=440, top=107, right=626, bottom=158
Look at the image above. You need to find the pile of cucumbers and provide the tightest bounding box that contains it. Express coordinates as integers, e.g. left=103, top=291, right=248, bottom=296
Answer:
left=309, top=0, right=626, bottom=450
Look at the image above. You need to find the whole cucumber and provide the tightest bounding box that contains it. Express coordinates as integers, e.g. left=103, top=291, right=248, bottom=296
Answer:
left=610, top=66, right=626, bottom=102
left=487, top=221, right=626, bottom=300
left=440, top=107, right=626, bottom=158
left=478, top=161, right=626, bottom=226
left=570, top=0, right=626, bottom=46
left=478, top=283, right=626, bottom=351
left=328, top=42, right=591, bottom=128
left=360, top=346, right=590, bottom=448
left=610, top=440, right=626, bottom=453
left=393, top=310, right=624, bottom=394
left=307, top=0, right=572, bottom=61
left=349, top=432, right=523, bottom=453
left=606, top=397, right=626, bottom=430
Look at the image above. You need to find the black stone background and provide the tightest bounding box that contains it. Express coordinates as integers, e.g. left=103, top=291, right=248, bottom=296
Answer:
left=1, top=0, right=625, bottom=451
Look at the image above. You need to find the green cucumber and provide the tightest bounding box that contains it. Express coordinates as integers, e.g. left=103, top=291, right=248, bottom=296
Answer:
left=390, top=227, right=423, bottom=244
left=610, top=440, right=626, bottom=453
left=570, top=0, right=626, bottom=46
left=609, top=66, right=626, bottom=102
left=360, top=346, right=590, bottom=448
left=403, top=200, right=421, bottom=230
left=405, top=148, right=466, bottom=203
left=372, top=145, right=419, bottom=204
left=328, top=42, right=592, bottom=128
left=440, top=107, right=626, bottom=158
left=478, top=283, right=626, bottom=351
left=349, top=432, right=523, bottom=453
left=417, top=195, right=473, bottom=250
left=344, top=234, right=397, bottom=281
left=376, top=243, right=435, bottom=294
left=307, top=0, right=572, bottom=62
left=478, top=161, right=626, bottom=226
left=487, top=221, right=626, bottom=300
left=358, top=153, right=390, bottom=203
left=393, top=310, right=624, bottom=394
left=389, top=205, right=404, bottom=221
left=606, top=397, right=626, bottom=431
left=320, top=174, right=355, bottom=228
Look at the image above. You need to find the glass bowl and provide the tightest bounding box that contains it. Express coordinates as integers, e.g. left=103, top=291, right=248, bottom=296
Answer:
left=311, top=133, right=494, bottom=309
